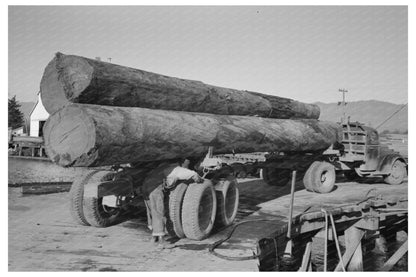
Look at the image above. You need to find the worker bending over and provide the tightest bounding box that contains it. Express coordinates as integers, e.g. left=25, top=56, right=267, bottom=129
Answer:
left=142, top=158, right=202, bottom=248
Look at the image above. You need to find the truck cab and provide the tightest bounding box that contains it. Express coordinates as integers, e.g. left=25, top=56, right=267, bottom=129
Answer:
left=303, top=121, right=408, bottom=193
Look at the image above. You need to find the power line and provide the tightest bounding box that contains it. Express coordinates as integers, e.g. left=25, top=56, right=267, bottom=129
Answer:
left=375, top=103, right=408, bottom=130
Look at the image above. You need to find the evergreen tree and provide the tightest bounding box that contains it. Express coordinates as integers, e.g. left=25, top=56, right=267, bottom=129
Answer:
left=8, top=95, right=24, bottom=129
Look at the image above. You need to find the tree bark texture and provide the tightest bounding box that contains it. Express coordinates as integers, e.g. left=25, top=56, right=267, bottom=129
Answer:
left=43, top=104, right=340, bottom=167
left=40, top=53, right=320, bottom=119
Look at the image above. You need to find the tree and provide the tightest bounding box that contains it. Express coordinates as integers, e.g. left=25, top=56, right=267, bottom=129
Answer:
left=8, top=95, right=24, bottom=129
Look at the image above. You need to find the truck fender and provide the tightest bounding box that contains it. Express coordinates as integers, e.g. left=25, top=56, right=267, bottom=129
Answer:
left=84, top=175, right=134, bottom=198
left=376, top=153, right=407, bottom=174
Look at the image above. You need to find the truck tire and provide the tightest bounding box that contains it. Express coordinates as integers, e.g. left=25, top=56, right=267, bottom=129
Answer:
left=168, top=183, right=188, bottom=238
left=69, top=171, right=97, bottom=226
left=83, top=170, right=123, bottom=227
left=215, top=178, right=239, bottom=227
left=182, top=180, right=217, bottom=240
left=303, top=161, right=335, bottom=193
left=261, top=168, right=291, bottom=186
left=303, top=162, right=320, bottom=192
left=384, top=160, right=407, bottom=185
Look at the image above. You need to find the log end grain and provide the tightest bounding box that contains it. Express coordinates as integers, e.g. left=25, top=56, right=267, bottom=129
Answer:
left=40, top=52, right=93, bottom=114
left=43, top=105, right=97, bottom=167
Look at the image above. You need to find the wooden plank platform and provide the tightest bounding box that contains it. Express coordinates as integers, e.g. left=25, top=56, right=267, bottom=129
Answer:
left=203, top=178, right=407, bottom=265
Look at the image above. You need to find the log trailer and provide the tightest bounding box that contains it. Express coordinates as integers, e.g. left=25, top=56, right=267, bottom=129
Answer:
left=67, top=120, right=406, bottom=242
left=38, top=53, right=406, bottom=241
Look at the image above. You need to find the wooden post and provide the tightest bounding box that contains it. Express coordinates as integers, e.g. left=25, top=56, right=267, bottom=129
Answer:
left=344, top=226, right=365, bottom=271
left=298, top=241, right=312, bottom=271
left=283, top=170, right=297, bottom=258
left=287, top=170, right=297, bottom=238
left=375, top=235, right=388, bottom=253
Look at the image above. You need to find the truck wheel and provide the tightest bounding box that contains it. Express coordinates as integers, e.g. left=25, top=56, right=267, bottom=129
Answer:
left=168, top=183, right=188, bottom=238
left=303, top=162, right=319, bottom=192
left=303, top=161, right=335, bottom=193
left=261, top=168, right=291, bottom=186
left=83, top=171, right=123, bottom=227
left=215, top=178, right=239, bottom=227
left=69, top=171, right=97, bottom=226
left=182, top=180, right=217, bottom=240
left=384, top=160, right=407, bottom=185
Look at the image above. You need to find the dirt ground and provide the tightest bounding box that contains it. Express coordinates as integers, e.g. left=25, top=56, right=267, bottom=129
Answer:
left=8, top=157, right=91, bottom=185
left=8, top=175, right=408, bottom=272
left=9, top=178, right=284, bottom=272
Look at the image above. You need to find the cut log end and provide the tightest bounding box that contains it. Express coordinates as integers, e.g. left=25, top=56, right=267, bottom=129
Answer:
left=43, top=105, right=96, bottom=167
left=40, top=53, right=93, bottom=114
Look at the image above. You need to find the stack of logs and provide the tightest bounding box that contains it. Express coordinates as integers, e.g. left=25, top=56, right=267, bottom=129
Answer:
left=41, top=52, right=341, bottom=167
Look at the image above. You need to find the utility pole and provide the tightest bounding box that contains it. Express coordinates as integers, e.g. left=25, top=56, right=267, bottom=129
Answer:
left=338, top=88, right=348, bottom=123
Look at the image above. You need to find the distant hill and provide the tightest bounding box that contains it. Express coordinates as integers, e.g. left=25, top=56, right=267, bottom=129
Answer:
left=315, top=100, right=408, bottom=133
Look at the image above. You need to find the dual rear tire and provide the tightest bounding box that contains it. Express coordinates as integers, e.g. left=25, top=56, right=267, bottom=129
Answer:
left=169, top=179, right=239, bottom=240
left=70, top=171, right=239, bottom=240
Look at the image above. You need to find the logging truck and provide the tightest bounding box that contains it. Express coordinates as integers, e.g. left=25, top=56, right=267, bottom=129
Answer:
left=67, top=121, right=406, bottom=242
left=39, top=53, right=405, bottom=241
left=261, top=121, right=407, bottom=192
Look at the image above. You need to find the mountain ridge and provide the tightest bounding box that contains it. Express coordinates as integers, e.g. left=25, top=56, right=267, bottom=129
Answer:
left=315, top=100, right=407, bottom=133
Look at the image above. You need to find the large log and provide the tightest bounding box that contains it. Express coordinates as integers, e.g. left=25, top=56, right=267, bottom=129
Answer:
left=43, top=104, right=340, bottom=167
left=40, top=53, right=320, bottom=119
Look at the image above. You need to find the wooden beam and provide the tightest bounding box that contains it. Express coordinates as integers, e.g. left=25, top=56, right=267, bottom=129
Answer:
left=21, top=183, right=72, bottom=195
left=379, top=239, right=408, bottom=271
left=343, top=226, right=365, bottom=271
left=334, top=229, right=365, bottom=271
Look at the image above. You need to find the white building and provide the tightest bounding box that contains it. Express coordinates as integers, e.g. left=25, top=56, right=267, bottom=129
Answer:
left=29, top=92, right=49, bottom=137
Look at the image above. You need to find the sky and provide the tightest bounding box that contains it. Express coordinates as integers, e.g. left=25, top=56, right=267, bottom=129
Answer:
left=8, top=6, right=408, bottom=104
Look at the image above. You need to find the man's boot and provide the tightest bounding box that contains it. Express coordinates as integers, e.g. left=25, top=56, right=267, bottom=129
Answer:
left=158, top=236, right=175, bottom=249
left=150, top=236, right=158, bottom=245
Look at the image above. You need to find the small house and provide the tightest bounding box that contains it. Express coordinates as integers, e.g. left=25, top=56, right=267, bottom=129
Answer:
left=29, top=92, right=49, bottom=137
